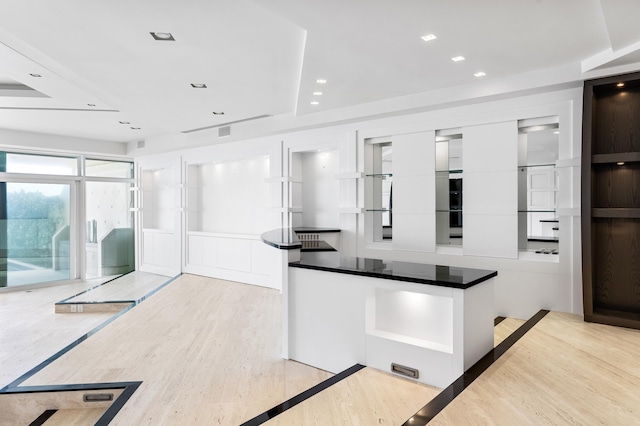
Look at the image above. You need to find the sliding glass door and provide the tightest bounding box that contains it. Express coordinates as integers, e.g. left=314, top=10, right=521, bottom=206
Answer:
left=85, top=181, right=134, bottom=279
left=0, top=152, right=134, bottom=288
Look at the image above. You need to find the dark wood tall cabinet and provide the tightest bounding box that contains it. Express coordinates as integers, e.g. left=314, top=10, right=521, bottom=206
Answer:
left=583, top=73, right=640, bottom=329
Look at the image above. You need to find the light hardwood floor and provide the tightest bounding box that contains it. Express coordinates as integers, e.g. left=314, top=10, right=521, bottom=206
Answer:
left=20, top=274, right=334, bottom=424
left=494, top=317, right=525, bottom=346
left=430, top=311, right=640, bottom=425
left=66, top=272, right=170, bottom=303
left=0, top=281, right=113, bottom=388
left=6, top=274, right=442, bottom=425
left=7, top=273, right=638, bottom=425
left=267, top=367, right=440, bottom=425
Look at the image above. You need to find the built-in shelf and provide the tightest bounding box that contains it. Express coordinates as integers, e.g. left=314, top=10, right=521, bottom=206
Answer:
left=592, top=152, right=640, bottom=164
left=591, top=208, right=640, bottom=218
left=518, top=163, right=556, bottom=169
left=264, top=176, right=302, bottom=183
left=339, top=207, right=364, bottom=214
left=270, top=207, right=303, bottom=213
left=366, top=173, right=392, bottom=178
left=582, top=71, right=640, bottom=330
left=365, top=329, right=453, bottom=354
left=366, top=209, right=392, bottom=212
left=518, top=210, right=556, bottom=213
left=335, top=172, right=364, bottom=179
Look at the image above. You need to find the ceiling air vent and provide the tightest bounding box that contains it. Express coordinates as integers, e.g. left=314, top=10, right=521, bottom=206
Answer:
left=182, top=114, right=271, bottom=134
left=218, top=126, right=231, bottom=138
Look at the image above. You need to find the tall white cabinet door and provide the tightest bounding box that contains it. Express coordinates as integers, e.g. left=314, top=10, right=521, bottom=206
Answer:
left=392, top=130, right=436, bottom=252
left=137, top=156, right=182, bottom=277
left=463, top=121, right=518, bottom=258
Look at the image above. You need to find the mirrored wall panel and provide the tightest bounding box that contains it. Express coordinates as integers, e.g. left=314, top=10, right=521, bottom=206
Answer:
left=517, top=118, right=559, bottom=254
left=366, top=141, right=392, bottom=241
left=436, top=130, right=463, bottom=246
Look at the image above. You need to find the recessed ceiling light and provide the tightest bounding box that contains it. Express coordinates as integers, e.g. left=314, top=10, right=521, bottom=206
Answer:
left=119, top=121, right=130, bottom=125
left=131, top=127, right=141, bottom=130
left=617, top=162, right=625, bottom=166
left=29, top=73, right=42, bottom=77
left=87, top=104, right=96, bottom=107
left=212, top=111, right=225, bottom=115
left=316, top=79, right=327, bottom=84
left=150, top=32, right=175, bottom=41
left=617, top=82, right=625, bottom=87
left=451, top=56, right=465, bottom=62
left=553, top=131, right=559, bottom=134
left=313, top=91, right=323, bottom=96
left=191, top=83, right=207, bottom=88
left=473, top=71, right=486, bottom=77
left=421, top=34, right=437, bottom=42
left=310, top=101, right=319, bottom=105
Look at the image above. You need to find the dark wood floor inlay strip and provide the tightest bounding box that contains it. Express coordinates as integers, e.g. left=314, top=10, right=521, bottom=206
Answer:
left=402, top=309, right=550, bottom=425
left=1, top=274, right=180, bottom=391
left=240, top=364, right=366, bottom=426
left=57, top=271, right=133, bottom=304
left=29, top=409, right=57, bottom=426
left=494, top=316, right=506, bottom=326
left=95, top=382, right=142, bottom=426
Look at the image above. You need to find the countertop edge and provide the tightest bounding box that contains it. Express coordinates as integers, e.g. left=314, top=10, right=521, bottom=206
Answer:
left=289, top=262, right=497, bottom=290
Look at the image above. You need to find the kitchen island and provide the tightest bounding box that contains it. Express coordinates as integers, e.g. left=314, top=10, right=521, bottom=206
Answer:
left=261, top=230, right=496, bottom=388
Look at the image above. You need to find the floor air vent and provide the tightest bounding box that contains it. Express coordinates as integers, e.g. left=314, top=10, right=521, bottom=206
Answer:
left=83, top=393, right=114, bottom=402
left=391, top=363, right=419, bottom=379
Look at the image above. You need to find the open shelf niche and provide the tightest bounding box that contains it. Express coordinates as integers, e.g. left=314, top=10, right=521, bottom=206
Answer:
left=582, top=72, right=640, bottom=329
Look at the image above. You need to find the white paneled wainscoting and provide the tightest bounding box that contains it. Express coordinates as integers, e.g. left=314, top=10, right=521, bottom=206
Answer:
left=185, top=233, right=278, bottom=289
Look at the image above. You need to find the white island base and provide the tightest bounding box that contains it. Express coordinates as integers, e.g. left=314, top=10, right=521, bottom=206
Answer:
left=286, top=265, right=495, bottom=389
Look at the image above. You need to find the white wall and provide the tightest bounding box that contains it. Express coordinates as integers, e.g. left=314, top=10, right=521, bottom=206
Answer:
left=392, top=131, right=436, bottom=252
left=180, top=138, right=282, bottom=289
left=0, top=128, right=127, bottom=157
left=195, top=156, right=270, bottom=234
left=463, top=121, right=518, bottom=259
left=300, top=150, right=340, bottom=228
left=135, top=86, right=583, bottom=319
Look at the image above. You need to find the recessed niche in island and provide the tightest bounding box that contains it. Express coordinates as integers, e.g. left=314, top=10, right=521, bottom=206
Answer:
left=366, top=287, right=453, bottom=353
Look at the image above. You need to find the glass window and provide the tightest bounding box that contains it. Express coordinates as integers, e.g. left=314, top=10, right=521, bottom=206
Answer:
left=0, top=182, right=71, bottom=287
left=85, top=159, right=133, bottom=179
left=3, top=152, right=78, bottom=176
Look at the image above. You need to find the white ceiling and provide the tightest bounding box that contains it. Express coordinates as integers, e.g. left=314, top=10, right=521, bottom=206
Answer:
left=0, top=0, right=638, bottom=149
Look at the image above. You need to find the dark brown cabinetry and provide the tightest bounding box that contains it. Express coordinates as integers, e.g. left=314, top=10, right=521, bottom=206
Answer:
left=583, top=73, right=640, bottom=329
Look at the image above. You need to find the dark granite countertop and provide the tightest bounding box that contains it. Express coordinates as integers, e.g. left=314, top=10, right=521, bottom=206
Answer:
left=261, top=227, right=341, bottom=250
left=289, top=251, right=497, bottom=289
left=261, top=228, right=301, bottom=250
left=293, top=227, right=341, bottom=233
